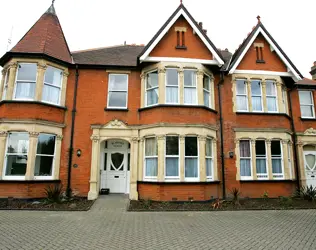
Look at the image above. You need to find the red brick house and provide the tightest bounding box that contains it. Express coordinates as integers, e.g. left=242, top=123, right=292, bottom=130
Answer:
left=0, top=2, right=315, bottom=201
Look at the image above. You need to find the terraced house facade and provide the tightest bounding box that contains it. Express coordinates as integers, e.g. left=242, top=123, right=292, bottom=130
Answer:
left=0, top=2, right=315, bottom=201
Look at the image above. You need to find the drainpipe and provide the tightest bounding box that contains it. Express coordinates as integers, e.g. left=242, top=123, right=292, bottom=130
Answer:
left=66, top=65, right=80, bottom=197
left=217, top=71, right=226, bottom=199
left=288, top=87, right=300, bottom=190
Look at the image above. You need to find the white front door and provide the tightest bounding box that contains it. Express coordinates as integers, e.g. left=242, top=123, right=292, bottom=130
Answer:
left=304, top=151, right=316, bottom=187
left=100, top=140, right=130, bottom=194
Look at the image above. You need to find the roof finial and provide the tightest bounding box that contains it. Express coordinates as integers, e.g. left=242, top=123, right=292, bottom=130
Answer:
left=180, top=0, right=183, bottom=4
left=46, top=0, right=56, bottom=15
left=257, top=15, right=261, bottom=23
left=52, top=0, right=55, bottom=5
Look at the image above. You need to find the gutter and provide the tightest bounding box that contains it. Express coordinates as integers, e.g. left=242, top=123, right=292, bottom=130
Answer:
left=288, top=87, right=300, bottom=190
left=217, top=71, right=226, bottom=199
left=66, top=65, right=80, bottom=197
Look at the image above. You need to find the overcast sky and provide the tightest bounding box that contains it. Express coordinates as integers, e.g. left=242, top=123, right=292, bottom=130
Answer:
left=0, top=0, right=315, bottom=77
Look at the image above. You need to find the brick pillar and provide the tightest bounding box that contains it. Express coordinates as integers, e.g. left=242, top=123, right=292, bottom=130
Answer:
left=88, top=135, right=100, bottom=200
left=251, top=139, right=257, bottom=180
left=179, top=135, right=185, bottom=181
left=25, top=132, right=39, bottom=180
left=0, top=132, right=8, bottom=179
left=157, top=135, right=165, bottom=182
left=198, top=135, right=206, bottom=181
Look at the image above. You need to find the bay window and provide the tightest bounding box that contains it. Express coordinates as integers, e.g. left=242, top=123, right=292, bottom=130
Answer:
left=299, top=91, right=315, bottom=118
left=43, top=66, right=63, bottom=105
left=14, top=63, right=37, bottom=100
left=107, top=74, right=128, bottom=108
left=236, top=79, right=248, bottom=111
left=206, top=138, right=213, bottom=180
left=240, top=140, right=251, bottom=179
left=4, top=132, right=29, bottom=179
left=185, top=136, right=198, bottom=179
left=144, top=137, right=158, bottom=178
left=165, top=69, right=179, bottom=104
left=145, top=71, right=158, bottom=106
left=266, top=80, right=277, bottom=112
left=251, top=80, right=263, bottom=111
left=255, top=140, right=267, bottom=179
left=34, top=134, right=56, bottom=179
left=165, top=136, right=179, bottom=179
left=203, top=74, right=211, bottom=108
left=271, top=140, right=283, bottom=179
left=184, top=70, right=197, bottom=104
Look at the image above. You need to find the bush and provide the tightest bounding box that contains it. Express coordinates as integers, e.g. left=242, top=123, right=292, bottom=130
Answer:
left=44, top=184, right=64, bottom=203
left=279, top=196, right=293, bottom=207
left=297, top=186, right=316, bottom=201
left=261, top=191, right=269, bottom=199
left=230, top=187, right=241, bottom=207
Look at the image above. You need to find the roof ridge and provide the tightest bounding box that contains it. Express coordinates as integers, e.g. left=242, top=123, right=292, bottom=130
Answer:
left=71, top=44, right=144, bottom=54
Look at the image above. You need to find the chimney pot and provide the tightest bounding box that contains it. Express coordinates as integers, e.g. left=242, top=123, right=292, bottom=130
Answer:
left=198, top=22, right=203, bottom=28
left=203, top=29, right=207, bottom=34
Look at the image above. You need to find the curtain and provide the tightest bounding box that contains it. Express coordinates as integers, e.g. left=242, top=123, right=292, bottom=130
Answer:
left=237, top=96, right=247, bottom=110
left=204, top=91, right=210, bottom=107
left=206, top=139, right=212, bottom=157
left=252, top=96, right=262, bottom=111
left=166, top=87, right=178, bottom=103
left=240, top=141, right=250, bottom=157
left=240, top=159, right=251, bottom=176
left=146, top=88, right=158, bottom=105
left=267, top=97, right=277, bottom=111
left=145, top=158, right=158, bottom=176
left=166, top=158, right=179, bottom=176
left=42, top=85, right=60, bottom=104
left=266, top=82, right=276, bottom=95
left=145, top=138, right=157, bottom=156
left=15, top=82, right=35, bottom=99
left=272, top=159, right=282, bottom=173
left=206, top=159, right=213, bottom=177
left=185, top=158, right=198, bottom=177
left=184, top=88, right=197, bottom=104
left=256, top=159, right=266, bottom=174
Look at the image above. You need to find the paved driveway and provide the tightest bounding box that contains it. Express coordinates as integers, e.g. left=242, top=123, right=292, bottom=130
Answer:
left=0, top=195, right=315, bottom=250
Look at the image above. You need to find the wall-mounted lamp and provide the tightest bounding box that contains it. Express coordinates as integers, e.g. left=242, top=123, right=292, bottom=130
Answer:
left=77, top=149, right=82, bottom=157
left=229, top=151, right=234, bottom=158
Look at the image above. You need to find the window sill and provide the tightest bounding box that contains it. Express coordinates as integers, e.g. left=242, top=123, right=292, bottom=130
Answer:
left=239, top=179, right=295, bottom=183
left=300, top=117, right=316, bottom=121
left=104, top=108, right=129, bottom=112
left=138, top=181, right=220, bottom=185
left=139, top=104, right=217, bottom=113
left=236, top=112, right=291, bottom=119
left=0, top=100, right=67, bottom=110
left=0, top=179, right=61, bottom=184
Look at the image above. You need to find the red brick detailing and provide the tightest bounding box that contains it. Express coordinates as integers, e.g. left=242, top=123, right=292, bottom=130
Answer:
left=138, top=183, right=220, bottom=201
left=149, top=16, right=213, bottom=60
left=239, top=182, right=295, bottom=198
left=0, top=183, right=59, bottom=198
left=237, top=34, right=287, bottom=72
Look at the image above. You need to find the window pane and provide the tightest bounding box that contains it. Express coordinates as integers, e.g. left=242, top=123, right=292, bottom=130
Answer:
left=44, top=66, right=62, bottom=87
left=251, top=80, right=261, bottom=95
left=236, top=80, right=246, bottom=94
left=267, top=97, right=277, bottom=111
left=237, top=96, right=247, bottom=110
left=108, top=92, right=127, bottom=107
left=145, top=138, right=157, bottom=156
left=37, top=134, right=56, bottom=155
left=185, top=158, right=198, bottom=177
left=17, top=64, right=37, bottom=81
left=15, top=82, right=35, bottom=99
left=204, top=91, right=210, bottom=107
left=145, top=158, right=157, bottom=176
left=203, top=75, right=210, bottom=90
left=184, top=70, right=196, bottom=87
left=42, top=85, right=60, bottom=104
left=240, top=140, right=250, bottom=157
left=255, top=141, right=266, bottom=155
left=35, top=156, right=53, bottom=176
left=272, top=159, right=282, bottom=173
left=206, top=158, right=213, bottom=177
left=299, top=91, right=313, bottom=105
left=185, top=137, right=198, bottom=156
left=252, top=96, right=262, bottom=111
left=240, top=159, right=251, bottom=176
left=7, top=133, right=29, bottom=154
left=166, top=69, right=178, bottom=86
left=166, top=158, right=179, bottom=176
left=146, top=71, right=158, bottom=89
left=109, top=74, right=128, bottom=91
left=206, top=138, right=212, bottom=157
left=166, top=136, right=179, bottom=155
left=166, top=87, right=178, bottom=103
left=146, top=88, right=158, bottom=106
left=184, top=88, right=197, bottom=104
left=271, top=141, right=281, bottom=156
left=256, top=159, right=267, bottom=174
left=301, top=106, right=313, bottom=117
left=266, top=81, right=276, bottom=95
left=5, top=155, right=27, bottom=176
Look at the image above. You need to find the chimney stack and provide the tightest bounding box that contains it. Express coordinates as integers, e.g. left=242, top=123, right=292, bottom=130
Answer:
left=311, top=61, right=316, bottom=80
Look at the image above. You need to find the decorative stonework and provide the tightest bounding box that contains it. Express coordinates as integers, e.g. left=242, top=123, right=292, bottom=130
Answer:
left=56, top=135, right=63, bottom=141
left=157, top=135, right=166, bottom=141
left=251, top=139, right=256, bottom=145
left=8, top=62, right=18, bottom=69
left=179, top=135, right=185, bottom=142
left=282, top=139, right=290, bottom=144
left=158, top=68, right=166, bottom=74
left=304, top=128, right=316, bottom=135
left=132, top=137, right=139, bottom=143
left=103, top=119, right=128, bottom=129
left=38, top=63, right=47, bottom=70
left=0, top=131, right=8, bottom=137
left=297, top=140, right=303, bottom=147
left=29, top=132, right=39, bottom=138
left=62, top=71, right=69, bottom=77
left=198, top=135, right=206, bottom=141
left=90, top=135, right=100, bottom=142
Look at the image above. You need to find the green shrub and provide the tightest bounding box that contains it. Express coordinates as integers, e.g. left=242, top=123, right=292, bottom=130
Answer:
left=229, top=187, right=241, bottom=207
left=44, top=184, right=64, bottom=203
left=279, top=196, right=293, bottom=207
left=261, top=191, right=269, bottom=200
left=297, top=186, right=316, bottom=201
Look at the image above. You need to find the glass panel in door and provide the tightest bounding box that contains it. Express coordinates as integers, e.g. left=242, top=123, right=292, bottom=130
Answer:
left=110, top=153, right=124, bottom=171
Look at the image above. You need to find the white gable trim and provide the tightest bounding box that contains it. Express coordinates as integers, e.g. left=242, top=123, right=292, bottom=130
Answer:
left=229, top=27, right=301, bottom=80
left=234, top=70, right=293, bottom=77
left=140, top=8, right=224, bottom=65
left=145, top=57, right=219, bottom=65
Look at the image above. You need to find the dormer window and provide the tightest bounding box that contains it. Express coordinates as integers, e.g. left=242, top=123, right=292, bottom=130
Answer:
left=175, top=27, right=187, bottom=49
left=254, top=43, right=265, bottom=63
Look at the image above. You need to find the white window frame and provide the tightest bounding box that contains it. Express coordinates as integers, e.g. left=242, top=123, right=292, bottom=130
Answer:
left=34, top=133, right=57, bottom=180
left=183, top=69, right=198, bottom=105
left=236, top=79, right=248, bottom=112
left=203, top=74, right=212, bottom=108
left=299, top=90, right=315, bottom=118
left=3, top=132, right=29, bottom=180
left=240, top=140, right=252, bottom=180
left=255, top=140, right=268, bottom=179
left=266, top=80, right=278, bottom=113
left=250, top=80, right=263, bottom=112
left=2, top=70, right=9, bottom=100
left=13, top=63, right=37, bottom=101
left=165, top=136, right=180, bottom=180
left=184, top=136, right=199, bottom=181
left=165, top=68, right=179, bottom=104
left=143, top=137, right=158, bottom=181
left=107, top=73, right=129, bottom=109
left=42, top=66, right=63, bottom=106
left=271, top=140, right=284, bottom=179
left=145, top=70, right=159, bottom=107
left=206, top=138, right=213, bottom=181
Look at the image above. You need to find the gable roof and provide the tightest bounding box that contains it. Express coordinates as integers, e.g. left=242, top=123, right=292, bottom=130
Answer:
left=139, top=4, right=224, bottom=66
left=3, top=3, right=72, bottom=64
left=228, top=20, right=303, bottom=80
